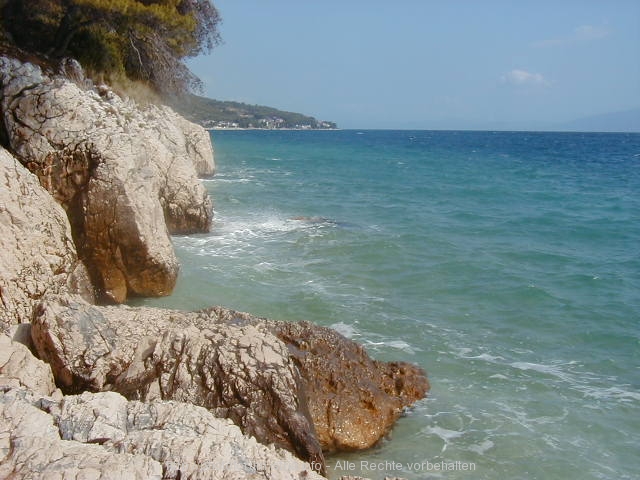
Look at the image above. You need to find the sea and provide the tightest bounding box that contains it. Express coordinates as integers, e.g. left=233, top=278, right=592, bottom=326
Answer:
left=134, top=129, right=640, bottom=479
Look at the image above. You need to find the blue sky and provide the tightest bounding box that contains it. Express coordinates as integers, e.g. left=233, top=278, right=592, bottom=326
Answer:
left=188, top=1, right=640, bottom=130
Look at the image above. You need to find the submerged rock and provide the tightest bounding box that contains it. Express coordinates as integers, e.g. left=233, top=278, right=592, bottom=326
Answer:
left=0, top=56, right=214, bottom=302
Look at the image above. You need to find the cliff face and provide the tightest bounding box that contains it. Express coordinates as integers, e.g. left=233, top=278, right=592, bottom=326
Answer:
left=0, top=56, right=214, bottom=303
left=0, top=54, right=427, bottom=479
left=0, top=147, right=90, bottom=333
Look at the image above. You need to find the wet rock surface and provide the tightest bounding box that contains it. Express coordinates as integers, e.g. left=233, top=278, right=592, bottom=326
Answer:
left=273, top=321, right=429, bottom=452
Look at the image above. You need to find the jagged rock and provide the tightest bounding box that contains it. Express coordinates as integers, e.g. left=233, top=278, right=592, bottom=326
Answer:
left=141, top=103, right=215, bottom=232
left=172, top=110, right=216, bottom=177
left=0, top=148, right=91, bottom=332
left=0, top=388, right=162, bottom=479
left=202, top=308, right=429, bottom=452
left=0, top=56, right=214, bottom=302
left=31, top=296, right=326, bottom=473
left=31, top=296, right=428, bottom=470
left=272, top=321, right=429, bottom=452
left=0, top=333, right=57, bottom=396
left=1, top=387, right=323, bottom=479
left=56, top=391, right=324, bottom=480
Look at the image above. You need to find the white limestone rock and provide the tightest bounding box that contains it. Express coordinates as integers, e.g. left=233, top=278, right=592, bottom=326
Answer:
left=0, top=148, right=89, bottom=332
left=0, top=56, right=214, bottom=302
left=30, top=295, right=325, bottom=473
left=0, top=333, right=57, bottom=396
left=0, top=388, right=324, bottom=480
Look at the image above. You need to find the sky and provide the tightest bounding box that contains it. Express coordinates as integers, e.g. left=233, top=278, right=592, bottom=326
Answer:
left=188, top=1, right=640, bottom=130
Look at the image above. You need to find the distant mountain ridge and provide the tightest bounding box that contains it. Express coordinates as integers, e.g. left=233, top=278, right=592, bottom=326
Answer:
left=561, top=108, right=640, bottom=133
left=169, top=94, right=337, bottom=130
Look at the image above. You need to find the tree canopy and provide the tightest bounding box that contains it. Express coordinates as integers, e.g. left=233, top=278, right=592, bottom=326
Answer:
left=0, top=0, right=221, bottom=95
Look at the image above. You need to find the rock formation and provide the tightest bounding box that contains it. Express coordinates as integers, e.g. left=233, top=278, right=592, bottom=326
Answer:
left=30, top=295, right=326, bottom=473
left=272, top=321, right=429, bottom=452
left=203, top=308, right=429, bottom=452
left=1, top=332, right=324, bottom=479
left=31, top=297, right=429, bottom=472
left=0, top=147, right=90, bottom=333
left=0, top=52, right=428, bottom=480
left=1, top=387, right=324, bottom=479
left=0, top=56, right=214, bottom=302
left=0, top=333, right=57, bottom=397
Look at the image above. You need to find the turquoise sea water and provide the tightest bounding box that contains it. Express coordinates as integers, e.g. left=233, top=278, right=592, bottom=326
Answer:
left=136, top=130, right=640, bottom=479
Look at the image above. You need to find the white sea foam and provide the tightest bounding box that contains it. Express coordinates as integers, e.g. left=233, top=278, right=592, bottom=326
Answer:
left=468, top=439, right=495, bottom=455
left=463, top=353, right=505, bottom=363
left=330, top=322, right=360, bottom=339
left=211, top=177, right=253, bottom=183
left=509, top=361, right=575, bottom=383
left=365, top=339, right=416, bottom=354
left=425, top=426, right=465, bottom=441
left=421, top=426, right=466, bottom=453
left=579, top=386, right=640, bottom=403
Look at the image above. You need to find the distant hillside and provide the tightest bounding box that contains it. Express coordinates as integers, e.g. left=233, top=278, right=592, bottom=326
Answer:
left=561, top=108, right=640, bottom=133
left=169, top=95, right=337, bottom=130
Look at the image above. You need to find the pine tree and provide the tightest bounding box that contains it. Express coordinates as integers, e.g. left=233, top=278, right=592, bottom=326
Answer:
left=0, top=0, right=221, bottom=94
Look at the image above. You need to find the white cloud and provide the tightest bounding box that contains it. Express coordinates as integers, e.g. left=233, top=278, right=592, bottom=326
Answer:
left=574, top=25, right=610, bottom=41
left=501, top=69, right=550, bottom=87
left=532, top=25, right=610, bottom=48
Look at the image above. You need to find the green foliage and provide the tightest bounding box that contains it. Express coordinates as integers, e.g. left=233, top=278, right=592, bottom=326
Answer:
left=0, top=0, right=221, bottom=95
left=171, top=95, right=338, bottom=130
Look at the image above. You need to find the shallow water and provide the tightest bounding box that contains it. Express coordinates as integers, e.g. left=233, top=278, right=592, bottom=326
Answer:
left=135, top=130, right=640, bottom=479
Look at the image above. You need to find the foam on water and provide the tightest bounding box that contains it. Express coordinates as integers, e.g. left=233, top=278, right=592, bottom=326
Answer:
left=135, top=130, right=640, bottom=480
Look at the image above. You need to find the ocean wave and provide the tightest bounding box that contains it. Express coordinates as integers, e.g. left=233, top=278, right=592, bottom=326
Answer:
left=467, top=439, right=495, bottom=455
left=364, top=339, right=417, bottom=354
left=509, top=361, right=576, bottom=382
left=578, top=385, right=640, bottom=403
left=330, top=322, right=360, bottom=339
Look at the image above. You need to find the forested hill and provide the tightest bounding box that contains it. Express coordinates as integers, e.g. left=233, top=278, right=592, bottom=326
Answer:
left=170, top=95, right=337, bottom=129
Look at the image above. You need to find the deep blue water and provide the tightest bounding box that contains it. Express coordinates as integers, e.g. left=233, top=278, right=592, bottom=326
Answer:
left=137, top=130, right=640, bottom=479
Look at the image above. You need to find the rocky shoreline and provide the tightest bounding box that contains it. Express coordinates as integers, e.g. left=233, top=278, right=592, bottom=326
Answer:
left=0, top=54, right=428, bottom=479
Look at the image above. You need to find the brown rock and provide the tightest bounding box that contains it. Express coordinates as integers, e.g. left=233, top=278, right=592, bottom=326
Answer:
left=31, top=297, right=428, bottom=469
left=30, top=296, right=325, bottom=474
left=206, top=308, right=429, bottom=452
left=273, top=321, right=429, bottom=452
left=172, top=307, right=429, bottom=454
